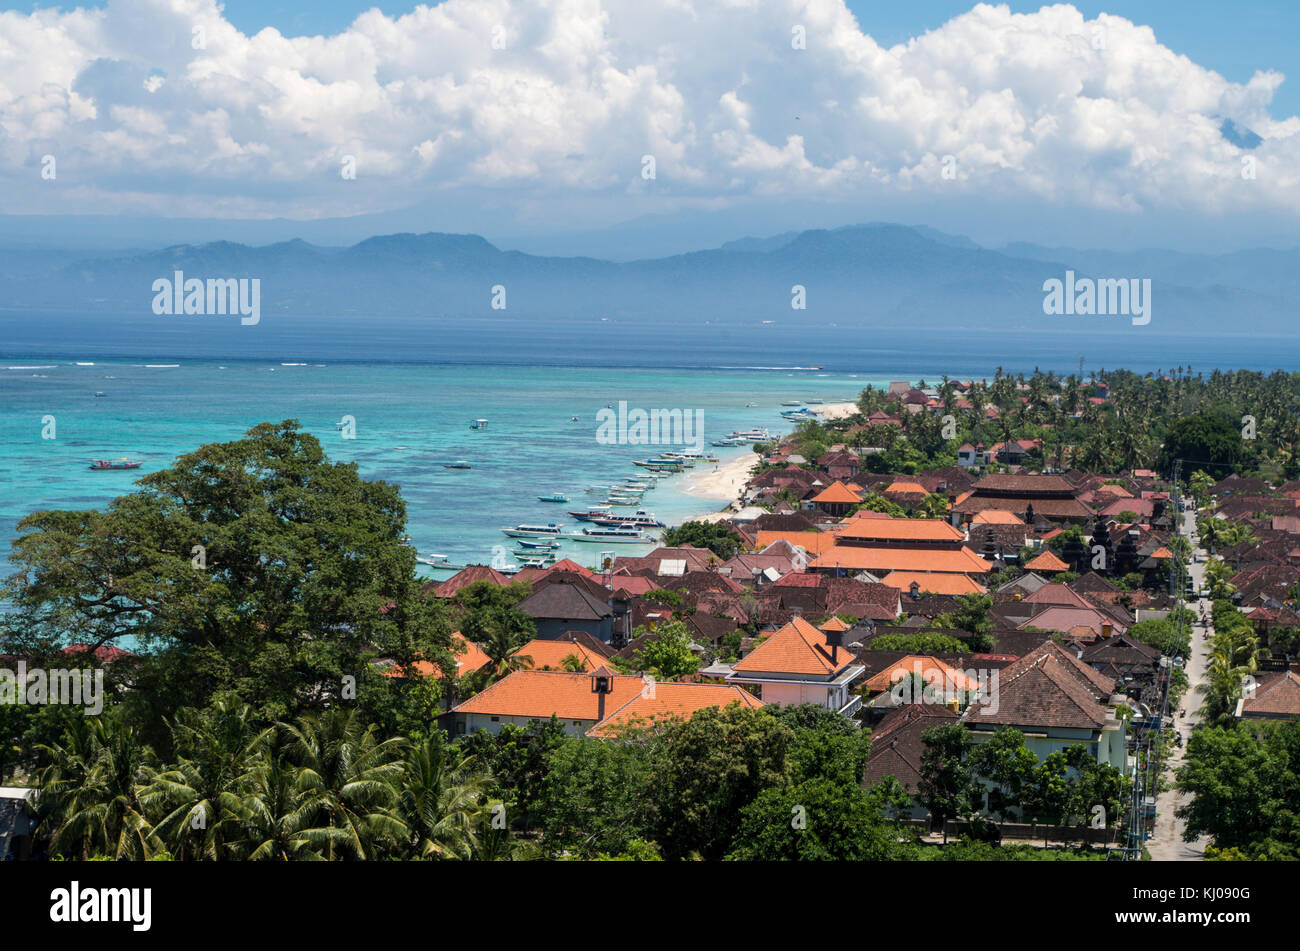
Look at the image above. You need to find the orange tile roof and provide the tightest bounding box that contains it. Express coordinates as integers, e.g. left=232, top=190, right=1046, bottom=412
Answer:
left=862, top=655, right=979, bottom=693
left=451, top=669, right=645, bottom=721
left=1096, top=484, right=1133, bottom=498
left=881, top=571, right=987, bottom=596
left=810, top=480, right=864, bottom=505
left=754, top=530, right=836, bottom=555
left=885, top=481, right=929, bottom=495
left=1150, top=546, right=1172, bottom=559
left=382, top=632, right=492, bottom=680
left=972, top=509, right=1025, bottom=525
left=820, top=616, right=851, bottom=632
left=1024, top=549, right=1070, bottom=572
left=588, top=683, right=764, bottom=736
left=514, top=638, right=609, bottom=671
left=732, top=616, right=859, bottom=676
left=811, top=546, right=991, bottom=574
left=832, top=516, right=964, bottom=542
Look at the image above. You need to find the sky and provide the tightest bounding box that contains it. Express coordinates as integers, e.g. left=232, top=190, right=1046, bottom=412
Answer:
left=0, top=1, right=1297, bottom=254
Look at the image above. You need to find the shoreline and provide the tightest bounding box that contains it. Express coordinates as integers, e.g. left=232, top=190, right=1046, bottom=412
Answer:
left=677, top=452, right=759, bottom=524
left=814, top=401, right=859, bottom=420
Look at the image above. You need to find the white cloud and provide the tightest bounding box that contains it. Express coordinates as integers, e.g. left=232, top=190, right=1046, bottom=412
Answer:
left=0, top=0, right=1295, bottom=222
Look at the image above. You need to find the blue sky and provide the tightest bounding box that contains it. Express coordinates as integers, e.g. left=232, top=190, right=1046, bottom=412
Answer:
left=1, top=1, right=1297, bottom=253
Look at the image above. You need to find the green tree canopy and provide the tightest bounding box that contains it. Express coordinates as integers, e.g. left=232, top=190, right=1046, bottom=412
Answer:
left=3, top=420, right=453, bottom=732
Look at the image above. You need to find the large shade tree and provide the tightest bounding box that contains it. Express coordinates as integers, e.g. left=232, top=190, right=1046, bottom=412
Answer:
left=3, top=421, right=454, bottom=731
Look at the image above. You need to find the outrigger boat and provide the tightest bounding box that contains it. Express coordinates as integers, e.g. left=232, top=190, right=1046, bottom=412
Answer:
left=444, top=460, right=472, bottom=469
left=516, top=538, right=560, bottom=550
left=632, top=461, right=687, bottom=472
left=516, top=557, right=557, bottom=569
left=662, top=450, right=719, bottom=463
left=89, top=458, right=142, bottom=470
left=569, top=505, right=613, bottom=521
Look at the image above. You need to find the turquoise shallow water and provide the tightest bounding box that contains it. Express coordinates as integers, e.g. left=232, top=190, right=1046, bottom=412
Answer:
left=0, top=360, right=885, bottom=576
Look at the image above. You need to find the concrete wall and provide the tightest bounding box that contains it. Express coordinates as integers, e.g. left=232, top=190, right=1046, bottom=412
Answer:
left=454, top=713, right=591, bottom=738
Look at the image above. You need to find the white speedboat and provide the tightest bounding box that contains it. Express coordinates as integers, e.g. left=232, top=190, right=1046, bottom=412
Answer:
left=590, top=509, right=662, bottom=528
left=416, top=553, right=467, bottom=570
left=501, top=523, right=565, bottom=537
left=560, top=526, right=655, bottom=543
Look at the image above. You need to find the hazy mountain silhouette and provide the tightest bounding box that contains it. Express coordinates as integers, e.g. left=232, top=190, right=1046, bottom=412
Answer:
left=3, top=223, right=1295, bottom=334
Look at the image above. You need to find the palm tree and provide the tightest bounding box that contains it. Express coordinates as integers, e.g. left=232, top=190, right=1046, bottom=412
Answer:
left=139, top=698, right=272, bottom=860
left=231, top=749, right=319, bottom=860
left=35, top=708, right=160, bottom=860
left=397, top=736, right=490, bottom=859
left=279, top=708, right=408, bottom=860
left=478, top=623, right=534, bottom=682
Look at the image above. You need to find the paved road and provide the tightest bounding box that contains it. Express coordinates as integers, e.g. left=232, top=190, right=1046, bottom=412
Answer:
left=1145, top=504, right=1210, bottom=861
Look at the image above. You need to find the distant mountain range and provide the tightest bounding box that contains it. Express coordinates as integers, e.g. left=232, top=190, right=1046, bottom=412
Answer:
left=1, top=223, right=1295, bottom=335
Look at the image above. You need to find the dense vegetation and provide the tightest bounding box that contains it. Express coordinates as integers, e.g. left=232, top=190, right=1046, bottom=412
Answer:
left=1177, top=720, right=1300, bottom=860
left=779, top=367, right=1300, bottom=480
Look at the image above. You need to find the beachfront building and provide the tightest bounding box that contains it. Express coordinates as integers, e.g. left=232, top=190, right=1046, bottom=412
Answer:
left=727, top=616, right=865, bottom=716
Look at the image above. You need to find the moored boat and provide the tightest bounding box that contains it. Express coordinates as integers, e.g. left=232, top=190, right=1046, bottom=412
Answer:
left=589, top=508, right=662, bottom=528
left=569, top=505, right=613, bottom=521
left=501, top=523, right=565, bottom=537
left=537, top=493, right=569, bottom=503
left=560, top=526, right=655, bottom=543
left=516, top=538, right=560, bottom=549
left=416, top=553, right=468, bottom=570
left=89, top=458, right=142, bottom=470
left=632, top=458, right=687, bottom=470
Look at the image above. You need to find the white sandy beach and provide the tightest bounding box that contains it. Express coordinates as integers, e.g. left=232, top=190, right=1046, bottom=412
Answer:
left=814, top=401, right=860, bottom=421
left=678, top=452, right=759, bottom=522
